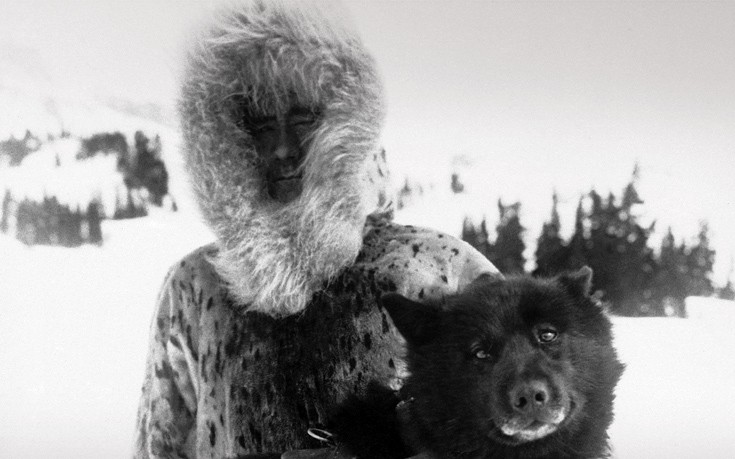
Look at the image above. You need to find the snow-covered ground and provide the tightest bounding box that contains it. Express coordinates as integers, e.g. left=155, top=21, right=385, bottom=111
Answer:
left=0, top=212, right=733, bottom=459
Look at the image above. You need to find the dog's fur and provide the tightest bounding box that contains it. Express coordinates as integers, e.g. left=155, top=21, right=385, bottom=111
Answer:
left=180, top=0, right=390, bottom=316
left=332, top=268, right=624, bottom=458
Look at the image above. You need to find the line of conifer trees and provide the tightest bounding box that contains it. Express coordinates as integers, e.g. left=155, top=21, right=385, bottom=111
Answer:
left=0, top=129, right=174, bottom=247
left=461, top=166, right=734, bottom=316
left=1, top=192, right=103, bottom=247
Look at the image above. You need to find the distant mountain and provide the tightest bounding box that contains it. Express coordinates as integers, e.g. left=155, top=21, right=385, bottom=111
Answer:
left=0, top=42, right=174, bottom=140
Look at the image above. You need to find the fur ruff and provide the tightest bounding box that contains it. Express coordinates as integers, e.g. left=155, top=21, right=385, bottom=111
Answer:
left=180, top=0, right=388, bottom=317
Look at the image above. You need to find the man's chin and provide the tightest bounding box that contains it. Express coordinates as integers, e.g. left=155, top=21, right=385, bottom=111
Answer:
left=269, top=178, right=302, bottom=203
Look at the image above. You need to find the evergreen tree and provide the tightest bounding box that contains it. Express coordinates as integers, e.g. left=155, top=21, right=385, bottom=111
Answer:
left=15, top=199, right=36, bottom=245
left=1, top=189, right=12, bottom=233
left=79, top=131, right=129, bottom=162
left=488, top=200, right=525, bottom=274
left=461, top=216, right=491, bottom=259
left=450, top=173, right=465, bottom=194
left=87, top=201, right=103, bottom=245
left=652, top=228, right=688, bottom=316
left=684, top=222, right=715, bottom=297
left=534, top=191, right=568, bottom=276
left=566, top=196, right=587, bottom=271
left=130, top=131, right=169, bottom=206
left=581, top=167, right=656, bottom=316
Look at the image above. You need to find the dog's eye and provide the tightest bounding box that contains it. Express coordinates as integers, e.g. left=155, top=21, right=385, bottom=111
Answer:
left=472, top=344, right=491, bottom=359
left=475, top=349, right=491, bottom=359
left=537, top=328, right=559, bottom=343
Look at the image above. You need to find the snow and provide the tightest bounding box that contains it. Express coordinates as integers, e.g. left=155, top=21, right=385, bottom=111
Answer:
left=1, top=211, right=734, bottom=458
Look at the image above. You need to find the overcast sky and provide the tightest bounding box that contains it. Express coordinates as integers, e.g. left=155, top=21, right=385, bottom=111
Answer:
left=2, top=0, right=734, bottom=280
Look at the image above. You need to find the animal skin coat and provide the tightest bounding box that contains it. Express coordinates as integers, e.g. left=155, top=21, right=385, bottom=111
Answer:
left=134, top=2, right=498, bottom=458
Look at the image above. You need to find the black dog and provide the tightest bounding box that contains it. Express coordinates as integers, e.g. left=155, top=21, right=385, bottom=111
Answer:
left=330, top=267, right=624, bottom=458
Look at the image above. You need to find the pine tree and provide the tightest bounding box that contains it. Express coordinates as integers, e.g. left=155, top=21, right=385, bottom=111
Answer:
left=684, top=222, right=715, bottom=297
left=87, top=201, right=103, bottom=245
left=534, top=191, right=568, bottom=276
left=582, top=168, right=656, bottom=316
left=461, top=216, right=491, bottom=259
left=489, top=200, right=525, bottom=274
left=1, top=189, right=12, bottom=233
left=566, top=196, right=587, bottom=271
left=130, top=131, right=168, bottom=206
left=450, top=173, right=465, bottom=194
left=653, top=228, right=688, bottom=316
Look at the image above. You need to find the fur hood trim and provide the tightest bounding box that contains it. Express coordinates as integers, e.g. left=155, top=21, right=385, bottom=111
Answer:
left=180, top=0, right=390, bottom=317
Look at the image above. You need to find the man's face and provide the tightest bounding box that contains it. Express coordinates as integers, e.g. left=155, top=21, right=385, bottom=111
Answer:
left=247, top=106, right=320, bottom=203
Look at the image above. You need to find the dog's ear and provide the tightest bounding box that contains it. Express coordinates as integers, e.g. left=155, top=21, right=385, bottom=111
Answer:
left=381, top=293, right=440, bottom=346
left=559, top=266, right=593, bottom=297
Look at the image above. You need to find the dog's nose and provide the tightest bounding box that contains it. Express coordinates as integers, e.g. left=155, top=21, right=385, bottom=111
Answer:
left=510, top=380, right=550, bottom=413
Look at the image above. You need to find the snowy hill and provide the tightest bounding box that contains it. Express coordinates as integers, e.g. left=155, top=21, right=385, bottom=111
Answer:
left=1, top=213, right=734, bottom=458
left=0, top=43, right=175, bottom=140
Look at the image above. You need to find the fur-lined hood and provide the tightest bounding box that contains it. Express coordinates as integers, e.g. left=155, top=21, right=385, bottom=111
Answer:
left=180, top=0, right=391, bottom=317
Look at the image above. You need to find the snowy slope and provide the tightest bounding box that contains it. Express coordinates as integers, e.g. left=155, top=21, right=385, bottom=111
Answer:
left=1, top=212, right=734, bottom=459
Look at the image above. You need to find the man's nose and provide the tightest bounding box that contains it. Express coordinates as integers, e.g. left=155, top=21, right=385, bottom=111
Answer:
left=273, top=126, right=299, bottom=160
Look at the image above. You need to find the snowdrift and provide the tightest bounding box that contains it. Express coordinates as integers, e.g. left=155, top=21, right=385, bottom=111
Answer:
left=0, top=214, right=733, bottom=458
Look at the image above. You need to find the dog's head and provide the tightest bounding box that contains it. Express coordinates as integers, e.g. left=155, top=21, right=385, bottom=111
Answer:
left=382, top=267, right=624, bottom=458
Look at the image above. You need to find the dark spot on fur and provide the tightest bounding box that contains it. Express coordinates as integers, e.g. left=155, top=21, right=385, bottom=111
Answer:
left=219, top=414, right=225, bottom=426
left=451, top=248, right=459, bottom=256
left=206, top=297, right=214, bottom=310
left=441, top=275, right=448, bottom=283
left=169, top=336, right=182, bottom=349
left=209, top=422, right=216, bottom=447
left=154, top=360, right=174, bottom=380
left=412, top=244, right=420, bottom=256
left=180, top=261, right=186, bottom=268
left=349, top=357, right=357, bottom=372
left=438, top=234, right=444, bottom=238
left=363, top=333, right=372, bottom=350
left=388, top=358, right=395, bottom=369
left=215, top=346, right=222, bottom=374
left=237, top=435, right=246, bottom=448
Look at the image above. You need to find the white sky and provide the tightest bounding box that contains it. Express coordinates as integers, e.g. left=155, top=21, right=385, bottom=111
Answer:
left=1, top=0, right=734, bottom=280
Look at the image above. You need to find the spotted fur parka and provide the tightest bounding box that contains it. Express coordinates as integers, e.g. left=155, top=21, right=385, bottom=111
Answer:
left=134, top=2, right=498, bottom=458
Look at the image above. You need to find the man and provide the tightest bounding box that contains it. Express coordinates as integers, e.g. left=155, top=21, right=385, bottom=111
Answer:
left=134, top=1, right=498, bottom=458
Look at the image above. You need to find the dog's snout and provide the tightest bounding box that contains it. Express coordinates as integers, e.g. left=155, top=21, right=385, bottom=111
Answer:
left=510, top=380, right=551, bottom=413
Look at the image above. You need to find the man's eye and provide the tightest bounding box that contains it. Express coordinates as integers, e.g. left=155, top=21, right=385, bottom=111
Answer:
left=249, top=123, right=277, bottom=134
left=290, top=116, right=316, bottom=127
